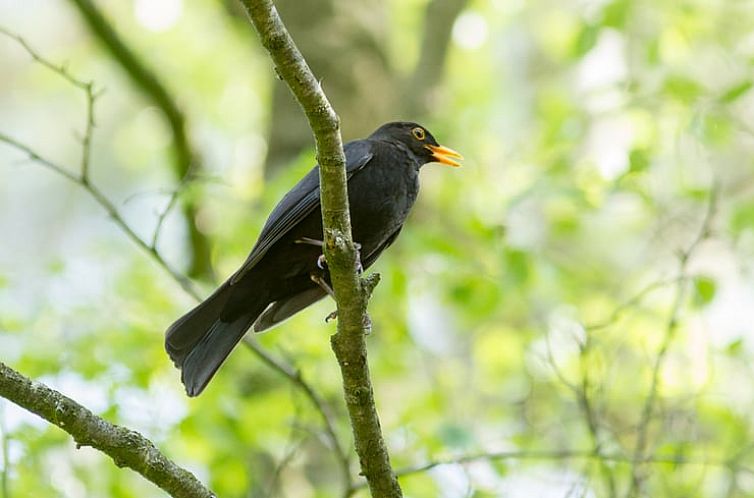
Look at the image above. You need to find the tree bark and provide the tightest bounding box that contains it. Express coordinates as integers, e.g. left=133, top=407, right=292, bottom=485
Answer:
left=239, top=1, right=403, bottom=496
left=0, top=362, right=214, bottom=498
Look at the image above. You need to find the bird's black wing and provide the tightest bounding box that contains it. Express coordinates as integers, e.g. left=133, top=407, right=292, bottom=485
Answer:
left=230, top=140, right=374, bottom=284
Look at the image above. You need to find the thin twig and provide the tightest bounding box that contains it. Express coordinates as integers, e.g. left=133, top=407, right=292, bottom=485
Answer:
left=627, top=182, right=719, bottom=496
left=262, top=402, right=305, bottom=498
left=543, top=327, right=617, bottom=496
left=585, top=277, right=682, bottom=332
left=356, top=447, right=750, bottom=489
left=0, top=26, right=90, bottom=90
left=577, top=338, right=617, bottom=497
left=67, top=0, right=213, bottom=278
left=0, top=131, right=200, bottom=299
left=151, top=178, right=188, bottom=251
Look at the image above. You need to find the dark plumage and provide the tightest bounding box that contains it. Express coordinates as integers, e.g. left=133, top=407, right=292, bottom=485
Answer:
left=165, top=121, right=462, bottom=396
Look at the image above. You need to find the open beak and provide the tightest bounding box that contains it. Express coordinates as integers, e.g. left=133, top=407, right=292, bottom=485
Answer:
left=426, top=144, right=463, bottom=167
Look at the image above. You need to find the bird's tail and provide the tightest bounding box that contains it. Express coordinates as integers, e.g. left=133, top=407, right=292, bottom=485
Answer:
left=165, top=283, right=267, bottom=396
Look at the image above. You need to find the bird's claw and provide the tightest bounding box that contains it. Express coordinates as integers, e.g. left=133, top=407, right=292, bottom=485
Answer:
left=354, top=242, right=363, bottom=274
left=324, top=310, right=371, bottom=335
left=310, top=273, right=335, bottom=298
left=314, top=240, right=362, bottom=274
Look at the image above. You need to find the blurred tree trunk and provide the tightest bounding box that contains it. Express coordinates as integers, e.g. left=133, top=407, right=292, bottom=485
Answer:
left=69, top=0, right=214, bottom=280
left=225, top=0, right=467, bottom=175
left=405, top=0, right=469, bottom=117
left=264, top=0, right=394, bottom=176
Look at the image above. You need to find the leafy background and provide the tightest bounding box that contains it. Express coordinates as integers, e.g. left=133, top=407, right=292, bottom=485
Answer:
left=2, top=0, right=754, bottom=496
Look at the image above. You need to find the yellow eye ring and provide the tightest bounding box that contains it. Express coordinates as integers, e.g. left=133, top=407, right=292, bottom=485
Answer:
left=412, top=127, right=426, bottom=140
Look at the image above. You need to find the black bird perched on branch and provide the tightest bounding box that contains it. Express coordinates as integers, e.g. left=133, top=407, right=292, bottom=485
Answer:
left=165, top=122, right=462, bottom=396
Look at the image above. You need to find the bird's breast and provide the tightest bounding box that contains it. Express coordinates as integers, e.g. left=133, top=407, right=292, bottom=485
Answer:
left=347, top=161, right=419, bottom=248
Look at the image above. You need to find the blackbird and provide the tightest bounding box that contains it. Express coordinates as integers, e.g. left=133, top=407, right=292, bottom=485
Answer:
left=166, top=121, right=462, bottom=396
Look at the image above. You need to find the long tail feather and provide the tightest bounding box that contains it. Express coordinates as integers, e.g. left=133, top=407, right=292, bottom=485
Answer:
left=165, top=283, right=267, bottom=396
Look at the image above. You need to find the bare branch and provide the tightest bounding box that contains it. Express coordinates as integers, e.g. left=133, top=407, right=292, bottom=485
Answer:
left=67, top=0, right=213, bottom=279
left=0, top=26, right=91, bottom=90
left=543, top=326, right=617, bottom=496
left=627, top=182, right=720, bottom=496
left=576, top=338, right=617, bottom=497
left=0, top=362, right=214, bottom=498
left=353, top=447, right=750, bottom=489
left=239, top=1, right=402, bottom=496
left=151, top=178, right=190, bottom=251
left=585, top=277, right=682, bottom=332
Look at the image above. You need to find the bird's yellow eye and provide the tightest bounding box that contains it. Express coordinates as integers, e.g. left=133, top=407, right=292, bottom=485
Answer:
left=412, top=127, right=426, bottom=140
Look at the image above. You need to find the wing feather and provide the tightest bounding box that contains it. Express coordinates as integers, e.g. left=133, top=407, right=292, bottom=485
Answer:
left=231, top=141, right=374, bottom=284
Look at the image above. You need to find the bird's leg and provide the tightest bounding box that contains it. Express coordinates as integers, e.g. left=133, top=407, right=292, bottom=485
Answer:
left=295, top=237, right=324, bottom=247
left=310, top=273, right=340, bottom=323
left=302, top=238, right=364, bottom=323
left=312, top=273, right=371, bottom=333
left=296, top=237, right=329, bottom=270
left=310, top=273, right=335, bottom=298
left=296, top=237, right=363, bottom=274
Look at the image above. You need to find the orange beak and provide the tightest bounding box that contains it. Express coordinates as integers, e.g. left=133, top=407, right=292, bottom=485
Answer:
left=426, top=144, right=463, bottom=167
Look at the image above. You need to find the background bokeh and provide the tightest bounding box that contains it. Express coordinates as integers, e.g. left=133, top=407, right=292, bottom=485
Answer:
left=2, top=0, right=754, bottom=496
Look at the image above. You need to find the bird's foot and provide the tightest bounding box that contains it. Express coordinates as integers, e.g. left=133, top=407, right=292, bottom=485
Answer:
left=354, top=242, right=363, bottom=274
left=363, top=313, right=372, bottom=335
left=297, top=237, right=363, bottom=274
left=324, top=310, right=371, bottom=335
left=310, top=273, right=335, bottom=298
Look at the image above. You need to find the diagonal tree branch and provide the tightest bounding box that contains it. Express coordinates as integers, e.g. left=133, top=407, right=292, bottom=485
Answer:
left=0, top=362, right=214, bottom=498
left=239, top=1, right=402, bottom=496
left=67, top=0, right=213, bottom=280
left=0, top=363, right=213, bottom=498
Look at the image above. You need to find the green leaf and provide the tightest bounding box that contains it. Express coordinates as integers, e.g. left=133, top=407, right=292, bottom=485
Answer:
left=629, top=148, right=650, bottom=173
left=726, top=338, right=744, bottom=356
left=730, top=201, right=754, bottom=234
left=720, top=81, right=753, bottom=103
left=664, top=75, right=702, bottom=103
left=602, top=0, right=629, bottom=28
left=692, top=276, right=716, bottom=307
left=574, top=25, right=600, bottom=58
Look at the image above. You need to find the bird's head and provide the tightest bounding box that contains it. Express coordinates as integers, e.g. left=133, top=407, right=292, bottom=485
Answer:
left=369, top=121, right=463, bottom=167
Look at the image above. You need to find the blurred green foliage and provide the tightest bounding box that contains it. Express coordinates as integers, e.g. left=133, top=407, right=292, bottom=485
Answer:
left=2, top=0, right=754, bottom=497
